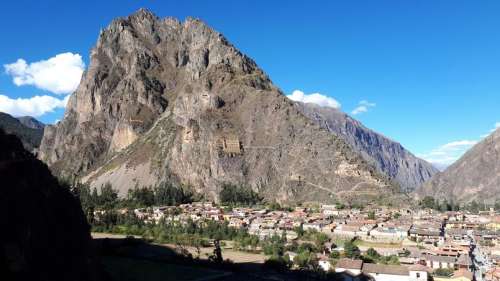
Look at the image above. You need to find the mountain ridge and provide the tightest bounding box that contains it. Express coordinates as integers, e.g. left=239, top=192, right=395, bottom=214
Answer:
left=0, top=112, right=45, bottom=152
left=295, top=102, right=438, bottom=192
left=417, top=128, right=500, bottom=203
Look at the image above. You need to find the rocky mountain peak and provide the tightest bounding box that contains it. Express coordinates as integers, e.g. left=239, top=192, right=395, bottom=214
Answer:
left=39, top=10, right=401, bottom=204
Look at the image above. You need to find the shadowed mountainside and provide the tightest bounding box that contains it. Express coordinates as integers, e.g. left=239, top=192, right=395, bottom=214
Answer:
left=0, top=112, right=45, bottom=152
left=0, top=128, right=101, bottom=281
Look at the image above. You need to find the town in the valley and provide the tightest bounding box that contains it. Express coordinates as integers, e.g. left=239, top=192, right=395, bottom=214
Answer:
left=91, top=199, right=500, bottom=281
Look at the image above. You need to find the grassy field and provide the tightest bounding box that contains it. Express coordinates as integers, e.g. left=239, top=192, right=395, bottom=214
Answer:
left=101, top=256, right=226, bottom=281
left=353, top=239, right=402, bottom=248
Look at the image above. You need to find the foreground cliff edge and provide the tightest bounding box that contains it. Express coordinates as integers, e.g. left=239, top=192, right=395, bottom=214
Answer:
left=0, top=129, right=101, bottom=281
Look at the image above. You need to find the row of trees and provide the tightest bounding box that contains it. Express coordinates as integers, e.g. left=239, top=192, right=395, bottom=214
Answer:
left=419, top=196, right=500, bottom=213
left=219, top=183, right=262, bottom=206
left=72, top=181, right=195, bottom=208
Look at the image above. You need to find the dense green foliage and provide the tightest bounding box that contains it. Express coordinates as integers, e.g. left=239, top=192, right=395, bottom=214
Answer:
left=419, top=196, right=460, bottom=212
left=367, top=211, right=376, bottom=220
left=419, top=195, right=500, bottom=213
left=434, top=268, right=454, bottom=277
left=72, top=182, right=195, bottom=221
left=127, top=183, right=195, bottom=207
left=363, top=248, right=400, bottom=265
left=329, top=250, right=340, bottom=259
left=293, top=244, right=319, bottom=271
left=219, top=183, right=261, bottom=206
left=343, top=241, right=361, bottom=259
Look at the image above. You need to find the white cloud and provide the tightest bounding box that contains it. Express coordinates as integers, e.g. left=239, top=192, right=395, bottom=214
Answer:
left=492, top=122, right=500, bottom=132
left=287, top=90, right=341, bottom=109
left=351, top=100, right=376, bottom=115
left=0, top=94, right=69, bottom=117
left=425, top=122, right=500, bottom=169
left=479, top=122, right=500, bottom=139
left=4, top=52, right=84, bottom=94
left=418, top=139, right=478, bottom=170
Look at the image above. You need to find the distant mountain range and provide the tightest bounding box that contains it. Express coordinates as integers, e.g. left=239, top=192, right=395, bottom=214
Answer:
left=418, top=128, right=500, bottom=204
left=0, top=112, right=45, bottom=152
left=295, top=103, right=438, bottom=192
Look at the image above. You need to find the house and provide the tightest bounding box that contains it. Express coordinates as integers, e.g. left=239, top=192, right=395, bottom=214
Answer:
left=486, top=267, right=500, bottom=281
left=370, top=225, right=409, bottom=242
left=336, top=259, right=430, bottom=281
left=409, top=228, right=441, bottom=243
left=420, top=254, right=456, bottom=269
left=332, top=270, right=374, bottom=281
left=285, top=251, right=297, bottom=262
left=408, top=264, right=431, bottom=281
left=318, top=255, right=332, bottom=271
left=322, top=204, right=340, bottom=216
left=336, top=259, right=364, bottom=275
left=456, top=254, right=473, bottom=270
left=434, top=269, right=473, bottom=281
left=303, top=222, right=324, bottom=232
left=487, top=216, right=500, bottom=231
left=362, top=263, right=410, bottom=281
left=334, top=225, right=366, bottom=238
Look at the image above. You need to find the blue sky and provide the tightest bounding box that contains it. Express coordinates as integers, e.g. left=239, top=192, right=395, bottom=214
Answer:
left=0, top=0, right=499, bottom=168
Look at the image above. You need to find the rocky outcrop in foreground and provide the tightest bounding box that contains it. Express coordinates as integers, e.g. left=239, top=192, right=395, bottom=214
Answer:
left=39, top=9, right=401, bottom=204
left=296, top=103, right=438, bottom=192
left=0, top=129, right=99, bottom=281
left=418, top=128, right=500, bottom=203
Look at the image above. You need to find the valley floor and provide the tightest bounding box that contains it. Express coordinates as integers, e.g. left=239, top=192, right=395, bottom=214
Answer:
left=91, top=232, right=267, bottom=264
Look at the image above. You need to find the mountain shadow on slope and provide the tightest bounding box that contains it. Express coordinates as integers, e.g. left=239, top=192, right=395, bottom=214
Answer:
left=0, top=128, right=102, bottom=281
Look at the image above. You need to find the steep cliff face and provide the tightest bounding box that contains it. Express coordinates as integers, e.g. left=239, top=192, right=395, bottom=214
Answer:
left=295, top=103, right=438, bottom=192
left=40, top=9, right=399, bottom=204
left=418, top=129, right=500, bottom=204
left=0, top=129, right=99, bottom=281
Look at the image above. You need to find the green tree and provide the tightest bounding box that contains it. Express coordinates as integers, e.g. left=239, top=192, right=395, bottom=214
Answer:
left=367, top=211, right=376, bottom=220
left=314, top=232, right=329, bottom=251
left=420, top=196, right=436, bottom=209
left=219, top=183, right=261, bottom=206
left=127, top=185, right=155, bottom=207
left=343, top=241, right=361, bottom=259
left=366, top=248, right=380, bottom=259
left=329, top=250, right=340, bottom=259
left=99, top=183, right=118, bottom=209
left=434, top=268, right=454, bottom=277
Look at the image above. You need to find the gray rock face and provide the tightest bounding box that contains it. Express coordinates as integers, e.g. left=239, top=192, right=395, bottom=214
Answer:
left=295, top=103, right=438, bottom=192
left=39, top=9, right=400, bottom=204
left=16, top=116, right=45, bottom=130
left=418, top=129, right=500, bottom=204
